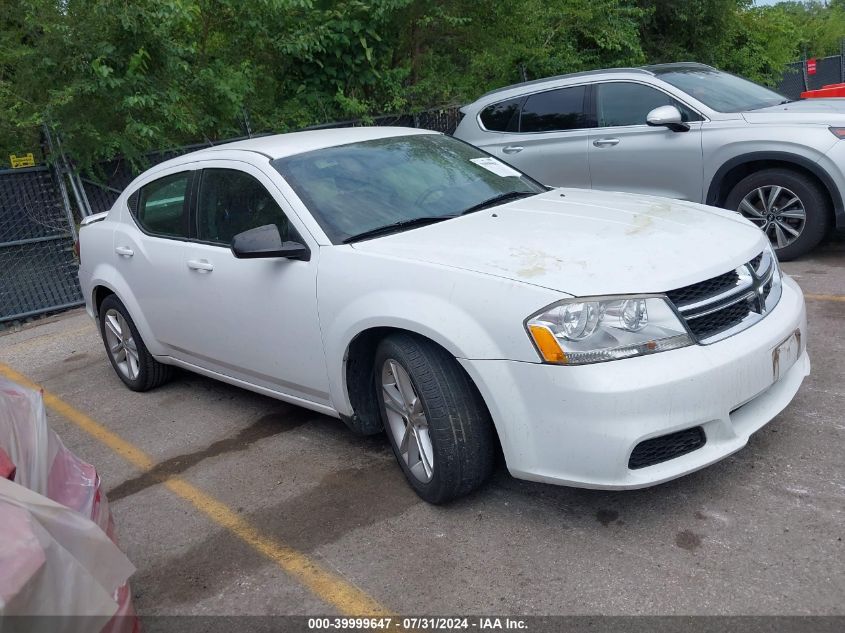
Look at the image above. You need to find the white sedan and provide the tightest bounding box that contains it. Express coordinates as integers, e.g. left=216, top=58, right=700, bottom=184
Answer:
left=77, top=128, right=810, bottom=503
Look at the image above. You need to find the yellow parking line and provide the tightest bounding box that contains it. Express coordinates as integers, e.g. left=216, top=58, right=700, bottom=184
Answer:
left=0, top=362, right=390, bottom=617
left=804, top=293, right=845, bottom=303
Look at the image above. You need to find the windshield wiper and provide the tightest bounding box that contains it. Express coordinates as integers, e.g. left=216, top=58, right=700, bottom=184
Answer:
left=458, top=190, right=535, bottom=216
left=342, top=216, right=455, bottom=244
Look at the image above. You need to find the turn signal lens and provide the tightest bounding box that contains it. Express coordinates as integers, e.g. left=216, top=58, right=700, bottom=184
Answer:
left=528, top=324, right=567, bottom=363
left=830, top=127, right=845, bottom=139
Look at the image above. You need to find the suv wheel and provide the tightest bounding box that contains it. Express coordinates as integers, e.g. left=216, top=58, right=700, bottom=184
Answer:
left=725, top=168, right=831, bottom=260
left=374, top=333, right=495, bottom=504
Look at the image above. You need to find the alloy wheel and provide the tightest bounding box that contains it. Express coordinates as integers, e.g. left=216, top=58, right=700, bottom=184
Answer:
left=381, top=359, right=434, bottom=483
left=103, top=309, right=140, bottom=380
left=738, top=185, right=806, bottom=249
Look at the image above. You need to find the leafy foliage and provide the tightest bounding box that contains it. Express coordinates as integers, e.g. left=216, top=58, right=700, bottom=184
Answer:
left=0, top=0, right=841, bottom=167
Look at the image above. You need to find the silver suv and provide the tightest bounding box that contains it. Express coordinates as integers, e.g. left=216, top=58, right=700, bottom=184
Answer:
left=454, top=62, right=845, bottom=260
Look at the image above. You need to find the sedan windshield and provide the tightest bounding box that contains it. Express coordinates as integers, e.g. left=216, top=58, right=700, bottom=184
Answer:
left=650, top=66, right=789, bottom=113
left=272, top=134, right=545, bottom=243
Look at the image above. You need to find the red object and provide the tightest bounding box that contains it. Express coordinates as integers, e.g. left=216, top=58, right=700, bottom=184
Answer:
left=800, top=82, right=845, bottom=99
left=807, top=58, right=817, bottom=75
left=0, top=447, right=15, bottom=480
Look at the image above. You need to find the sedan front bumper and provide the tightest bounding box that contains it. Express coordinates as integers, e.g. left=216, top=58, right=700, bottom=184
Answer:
left=461, top=275, right=810, bottom=489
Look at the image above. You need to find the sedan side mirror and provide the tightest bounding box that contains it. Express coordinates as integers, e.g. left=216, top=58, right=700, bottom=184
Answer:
left=646, top=105, right=690, bottom=132
left=231, top=224, right=310, bottom=261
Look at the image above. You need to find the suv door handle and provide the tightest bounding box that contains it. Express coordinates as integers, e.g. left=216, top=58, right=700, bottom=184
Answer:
left=187, top=259, right=214, bottom=272
left=593, top=138, right=620, bottom=148
left=114, top=246, right=134, bottom=257
left=502, top=146, right=524, bottom=154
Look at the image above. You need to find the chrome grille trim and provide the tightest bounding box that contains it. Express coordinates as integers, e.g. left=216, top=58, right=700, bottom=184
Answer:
left=666, top=250, right=782, bottom=345
left=684, top=288, right=757, bottom=320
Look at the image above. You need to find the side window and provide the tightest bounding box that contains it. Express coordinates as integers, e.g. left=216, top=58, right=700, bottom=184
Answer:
left=196, top=169, right=299, bottom=246
left=520, top=86, right=590, bottom=133
left=479, top=97, right=522, bottom=132
left=134, top=172, right=191, bottom=238
left=596, top=82, right=702, bottom=127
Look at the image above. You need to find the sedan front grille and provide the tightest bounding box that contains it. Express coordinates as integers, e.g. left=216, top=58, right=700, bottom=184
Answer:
left=665, top=269, right=740, bottom=307
left=666, top=250, right=781, bottom=344
left=685, top=301, right=751, bottom=340
left=629, top=427, right=706, bottom=469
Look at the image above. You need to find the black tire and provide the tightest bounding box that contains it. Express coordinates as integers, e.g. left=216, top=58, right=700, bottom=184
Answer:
left=98, top=295, right=173, bottom=392
left=724, top=168, right=832, bottom=261
left=374, top=333, right=495, bottom=504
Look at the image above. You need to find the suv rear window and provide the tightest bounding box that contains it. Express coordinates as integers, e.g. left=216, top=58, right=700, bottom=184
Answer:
left=520, top=86, right=590, bottom=133
left=479, top=97, right=522, bottom=132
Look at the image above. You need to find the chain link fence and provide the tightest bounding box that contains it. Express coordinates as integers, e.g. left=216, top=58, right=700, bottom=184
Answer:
left=776, top=53, right=845, bottom=100
left=0, top=166, right=83, bottom=322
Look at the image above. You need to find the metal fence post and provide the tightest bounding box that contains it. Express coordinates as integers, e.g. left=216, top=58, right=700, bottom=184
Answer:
left=802, top=49, right=809, bottom=92
left=841, top=37, right=845, bottom=83
left=41, top=124, right=78, bottom=240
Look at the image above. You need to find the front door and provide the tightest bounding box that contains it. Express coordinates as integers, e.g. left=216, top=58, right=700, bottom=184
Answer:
left=588, top=81, right=704, bottom=201
left=176, top=163, right=331, bottom=407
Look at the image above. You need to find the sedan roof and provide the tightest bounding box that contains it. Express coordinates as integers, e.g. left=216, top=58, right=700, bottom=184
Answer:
left=193, top=126, right=437, bottom=161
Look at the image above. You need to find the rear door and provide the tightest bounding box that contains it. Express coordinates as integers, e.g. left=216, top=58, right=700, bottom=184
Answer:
left=112, top=167, right=195, bottom=354
left=588, top=81, right=704, bottom=201
left=473, top=85, right=594, bottom=188
left=174, top=162, right=331, bottom=407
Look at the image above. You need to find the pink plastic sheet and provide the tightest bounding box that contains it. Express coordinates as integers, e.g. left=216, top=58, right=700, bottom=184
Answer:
left=0, top=378, right=137, bottom=632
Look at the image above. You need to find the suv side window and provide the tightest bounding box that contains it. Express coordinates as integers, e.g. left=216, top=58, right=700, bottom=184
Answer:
left=596, top=82, right=702, bottom=127
left=196, top=168, right=299, bottom=246
left=520, top=86, right=590, bottom=133
left=133, top=172, right=191, bottom=238
left=479, top=97, right=522, bottom=132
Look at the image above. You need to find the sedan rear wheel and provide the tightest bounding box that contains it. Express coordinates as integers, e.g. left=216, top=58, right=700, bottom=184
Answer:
left=103, top=309, right=140, bottom=381
left=98, top=294, right=173, bottom=392
left=374, top=333, right=495, bottom=504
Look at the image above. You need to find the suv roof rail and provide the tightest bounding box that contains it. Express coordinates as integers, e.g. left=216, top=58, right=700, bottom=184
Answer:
left=476, top=67, right=654, bottom=100
left=641, top=61, right=715, bottom=73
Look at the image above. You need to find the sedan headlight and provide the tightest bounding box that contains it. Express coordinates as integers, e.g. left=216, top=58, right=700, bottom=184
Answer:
left=526, top=296, right=692, bottom=365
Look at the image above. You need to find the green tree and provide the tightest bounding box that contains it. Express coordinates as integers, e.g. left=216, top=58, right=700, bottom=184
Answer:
left=0, top=0, right=842, bottom=168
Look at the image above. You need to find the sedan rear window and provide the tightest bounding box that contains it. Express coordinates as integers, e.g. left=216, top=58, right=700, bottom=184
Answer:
left=133, top=172, right=191, bottom=238
left=272, top=135, right=545, bottom=244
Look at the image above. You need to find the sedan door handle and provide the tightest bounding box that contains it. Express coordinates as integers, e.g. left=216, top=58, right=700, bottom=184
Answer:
left=187, top=259, right=214, bottom=272
left=593, top=138, right=620, bottom=148
left=502, top=146, right=524, bottom=154
left=114, top=246, right=134, bottom=257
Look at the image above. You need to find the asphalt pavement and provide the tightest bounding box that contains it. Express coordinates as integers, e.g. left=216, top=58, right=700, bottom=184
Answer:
left=0, top=236, right=842, bottom=620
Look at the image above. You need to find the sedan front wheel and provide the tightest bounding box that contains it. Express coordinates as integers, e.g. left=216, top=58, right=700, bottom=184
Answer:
left=374, top=333, right=495, bottom=504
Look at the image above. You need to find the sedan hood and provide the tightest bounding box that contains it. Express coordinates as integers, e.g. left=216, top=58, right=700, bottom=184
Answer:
left=351, top=189, right=766, bottom=297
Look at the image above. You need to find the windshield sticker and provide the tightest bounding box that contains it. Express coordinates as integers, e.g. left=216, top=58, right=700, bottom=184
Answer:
left=470, top=157, right=521, bottom=178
